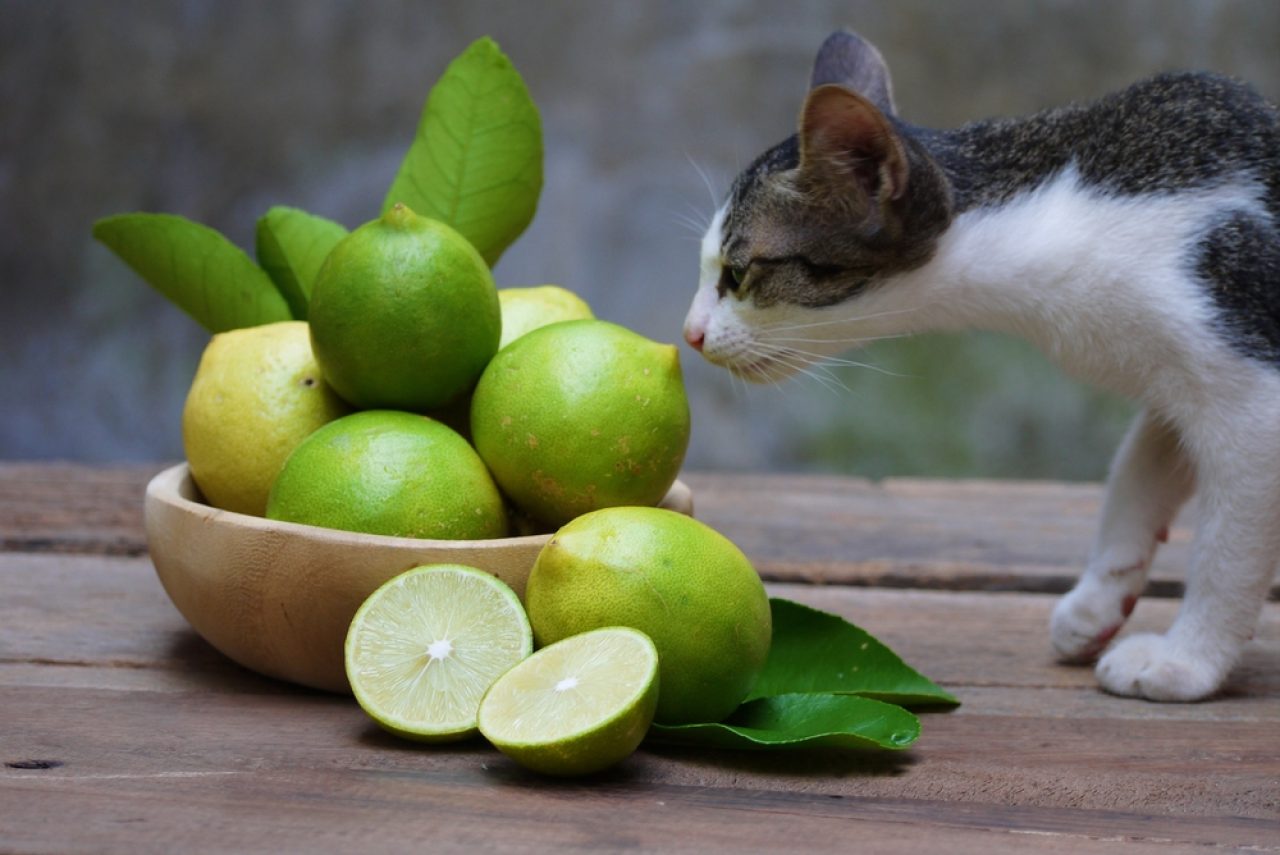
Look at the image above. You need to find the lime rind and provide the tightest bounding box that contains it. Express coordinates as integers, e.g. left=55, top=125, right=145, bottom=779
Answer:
left=525, top=506, right=771, bottom=726
left=345, top=564, right=532, bottom=742
left=477, top=626, right=659, bottom=776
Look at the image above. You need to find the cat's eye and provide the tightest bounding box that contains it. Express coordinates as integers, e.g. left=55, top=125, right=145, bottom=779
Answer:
left=725, top=265, right=748, bottom=291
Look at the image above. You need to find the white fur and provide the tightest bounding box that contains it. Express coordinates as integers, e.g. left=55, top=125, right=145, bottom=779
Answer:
left=685, top=164, right=1280, bottom=701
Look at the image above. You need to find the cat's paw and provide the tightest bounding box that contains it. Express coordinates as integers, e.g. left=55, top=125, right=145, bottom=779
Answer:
left=1095, top=633, right=1225, bottom=702
left=1050, top=581, right=1138, bottom=663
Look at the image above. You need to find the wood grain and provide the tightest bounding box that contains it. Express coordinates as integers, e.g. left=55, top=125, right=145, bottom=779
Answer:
left=4, top=769, right=1254, bottom=854
left=4, top=554, right=1277, bottom=708
left=3, top=553, right=1277, bottom=840
left=0, top=461, right=163, bottom=555
left=12, top=463, right=1277, bottom=598
left=3, top=676, right=1278, bottom=850
left=4, top=465, right=1278, bottom=852
left=688, top=472, right=1224, bottom=596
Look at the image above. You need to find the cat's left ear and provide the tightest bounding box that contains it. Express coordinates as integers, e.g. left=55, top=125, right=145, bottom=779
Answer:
left=809, top=30, right=897, bottom=117
left=798, top=83, right=909, bottom=205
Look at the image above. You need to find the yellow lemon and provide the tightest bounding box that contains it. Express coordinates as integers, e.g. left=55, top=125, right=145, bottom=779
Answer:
left=497, top=285, right=593, bottom=350
left=181, top=321, right=349, bottom=516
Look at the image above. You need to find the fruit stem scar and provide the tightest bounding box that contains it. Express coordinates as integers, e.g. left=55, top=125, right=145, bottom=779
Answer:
left=427, top=639, right=453, bottom=660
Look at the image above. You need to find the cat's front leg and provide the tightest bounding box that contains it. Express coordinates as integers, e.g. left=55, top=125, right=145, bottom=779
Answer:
left=1050, top=411, right=1194, bottom=662
left=1095, top=413, right=1280, bottom=701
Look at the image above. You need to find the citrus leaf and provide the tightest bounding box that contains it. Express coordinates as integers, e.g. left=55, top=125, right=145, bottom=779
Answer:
left=255, top=206, right=348, bottom=320
left=650, top=693, right=920, bottom=751
left=93, top=213, right=292, bottom=332
left=382, top=36, right=542, bottom=267
left=749, top=599, right=959, bottom=707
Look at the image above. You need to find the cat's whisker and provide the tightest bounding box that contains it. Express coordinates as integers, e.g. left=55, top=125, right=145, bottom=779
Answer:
left=671, top=208, right=710, bottom=237
left=730, top=360, right=751, bottom=400
left=753, top=344, right=852, bottom=397
left=685, top=154, right=722, bottom=209
left=766, top=331, right=914, bottom=346
left=766, top=340, right=913, bottom=380
left=790, top=362, right=853, bottom=397
left=773, top=348, right=857, bottom=395
left=829, top=358, right=911, bottom=379
left=791, top=362, right=852, bottom=396
left=758, top=303, right=929, bottom=334
left=680, top=199, right=713, bottom=227
left=809, top=353, right=911, bottom=379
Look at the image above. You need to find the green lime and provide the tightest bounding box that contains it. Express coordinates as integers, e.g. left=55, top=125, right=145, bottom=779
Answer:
left=497, top=285, right=593, bottom=350
left=308, top=203, right=500, bottom=411
left=470, top=319, right=691, bottom=528
left=525, top=507, right=772, bottom=725
left=478, top=626, right=658, bottom=775
left=266, top=410, right=508, bottom=540
left=345, top=564, right=533, bottom=742
left=182, top=321, right=349, bottom=516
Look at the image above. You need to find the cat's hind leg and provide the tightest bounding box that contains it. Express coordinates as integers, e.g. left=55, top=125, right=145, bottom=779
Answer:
left=1050, top=410, right=1194, bottom=663
left=1095, top=404, right=1280, bottom=701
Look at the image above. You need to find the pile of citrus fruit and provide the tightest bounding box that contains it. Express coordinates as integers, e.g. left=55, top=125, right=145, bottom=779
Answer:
left=172, top=197, right=768, bottom=774
left=182, top=201, right=691, bottom=539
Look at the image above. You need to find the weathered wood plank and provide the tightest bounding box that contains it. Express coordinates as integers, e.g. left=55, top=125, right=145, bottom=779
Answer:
left=9, top=463, right=1266, bottom=597
left=4, top=770, right=1255, bottom=855
left=4, top=551, right=1278, bottom=830
left=687, top=472, right=1238, bottom=597
left=3, top=554, right=1277, bottom=714
left=0, top=462, right=164, bottom=555
left=2, top=683, right=1277, bottom=850
left=5, top=467, right=1280, bottom=852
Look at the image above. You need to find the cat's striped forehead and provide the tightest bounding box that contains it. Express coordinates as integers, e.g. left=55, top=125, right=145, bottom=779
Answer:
left=720, top=134, right=802, bottom=261
left=726, top=134, right=801, bottom=220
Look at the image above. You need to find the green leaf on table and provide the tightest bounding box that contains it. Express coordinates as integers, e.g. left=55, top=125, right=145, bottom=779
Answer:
left=382, top=36, right=542, bottom=267
left=748, top=599, right=959, bottom=707
left=93, top=213, right=292, bottom=333
left=650, top=693, right=920, bottom=751
left=255, top=206, right=348, bottom=319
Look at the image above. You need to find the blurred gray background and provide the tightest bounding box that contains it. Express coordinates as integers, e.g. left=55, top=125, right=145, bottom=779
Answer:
left=4, top=0, right=1279, bottom=478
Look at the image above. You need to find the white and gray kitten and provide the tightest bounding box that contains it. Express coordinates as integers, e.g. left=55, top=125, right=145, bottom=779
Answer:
left=683, top=31, right=1280, bottom=701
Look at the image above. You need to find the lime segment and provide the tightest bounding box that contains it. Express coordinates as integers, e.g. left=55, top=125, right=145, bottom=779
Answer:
left=345, top=565, right=532, bottom=742
left=478, top=626, right=659, bottom=776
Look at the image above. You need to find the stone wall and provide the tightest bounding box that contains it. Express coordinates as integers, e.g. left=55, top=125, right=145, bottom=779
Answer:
left=3, top=0, right=1278, bottom=477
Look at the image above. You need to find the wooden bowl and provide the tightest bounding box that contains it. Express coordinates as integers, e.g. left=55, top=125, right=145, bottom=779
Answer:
left=144, top=462, right=693, bottom=694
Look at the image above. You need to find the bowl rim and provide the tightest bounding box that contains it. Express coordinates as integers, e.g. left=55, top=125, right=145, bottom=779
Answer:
left=145, top=462, right=556, bottom=550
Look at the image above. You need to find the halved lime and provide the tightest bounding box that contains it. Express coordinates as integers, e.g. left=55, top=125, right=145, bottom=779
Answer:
left=344, top=564, right=532, bottom=742
left=477, top=626, right=659, bottom=775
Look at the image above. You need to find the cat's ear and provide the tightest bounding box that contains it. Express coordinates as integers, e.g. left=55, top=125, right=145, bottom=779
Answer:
left=809, top=30, right=896, bottom=117
left=798, top=83, right=909, bottom=205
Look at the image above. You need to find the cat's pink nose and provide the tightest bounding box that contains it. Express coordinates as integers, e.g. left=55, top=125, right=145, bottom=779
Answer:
left=684, top=327, right=705, bottom=352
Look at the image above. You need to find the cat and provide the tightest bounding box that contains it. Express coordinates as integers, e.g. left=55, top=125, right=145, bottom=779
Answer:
left=683, top=30, right=1280, bottom=702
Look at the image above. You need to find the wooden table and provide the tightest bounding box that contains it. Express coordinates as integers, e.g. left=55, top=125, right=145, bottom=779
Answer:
left=2, top=463, right=1277, bottom=853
